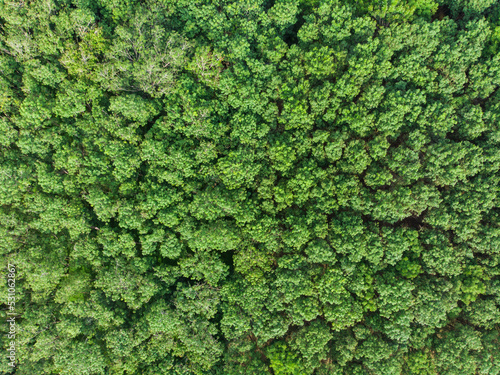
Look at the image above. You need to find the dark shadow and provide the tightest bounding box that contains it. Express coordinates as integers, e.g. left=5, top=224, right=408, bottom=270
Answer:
left=432, top=5, right=450, bottom=21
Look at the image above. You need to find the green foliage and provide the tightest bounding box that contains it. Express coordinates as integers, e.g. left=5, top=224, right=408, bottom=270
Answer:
left=349, top=0, right=439, bottom=22
left=0, top=0, right=499, bottom=374
left=267, top=342, right=304, bottom=375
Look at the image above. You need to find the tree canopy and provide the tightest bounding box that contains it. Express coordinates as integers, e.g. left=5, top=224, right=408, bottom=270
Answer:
left=1, top=0, right=499, bottom=374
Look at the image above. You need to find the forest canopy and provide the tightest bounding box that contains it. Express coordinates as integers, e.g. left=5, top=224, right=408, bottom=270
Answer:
left=1, top=0, right=500, bottom=374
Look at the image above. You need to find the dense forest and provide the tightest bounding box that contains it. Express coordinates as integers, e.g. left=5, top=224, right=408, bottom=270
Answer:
left=1, top=0, right=500, bottom=373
